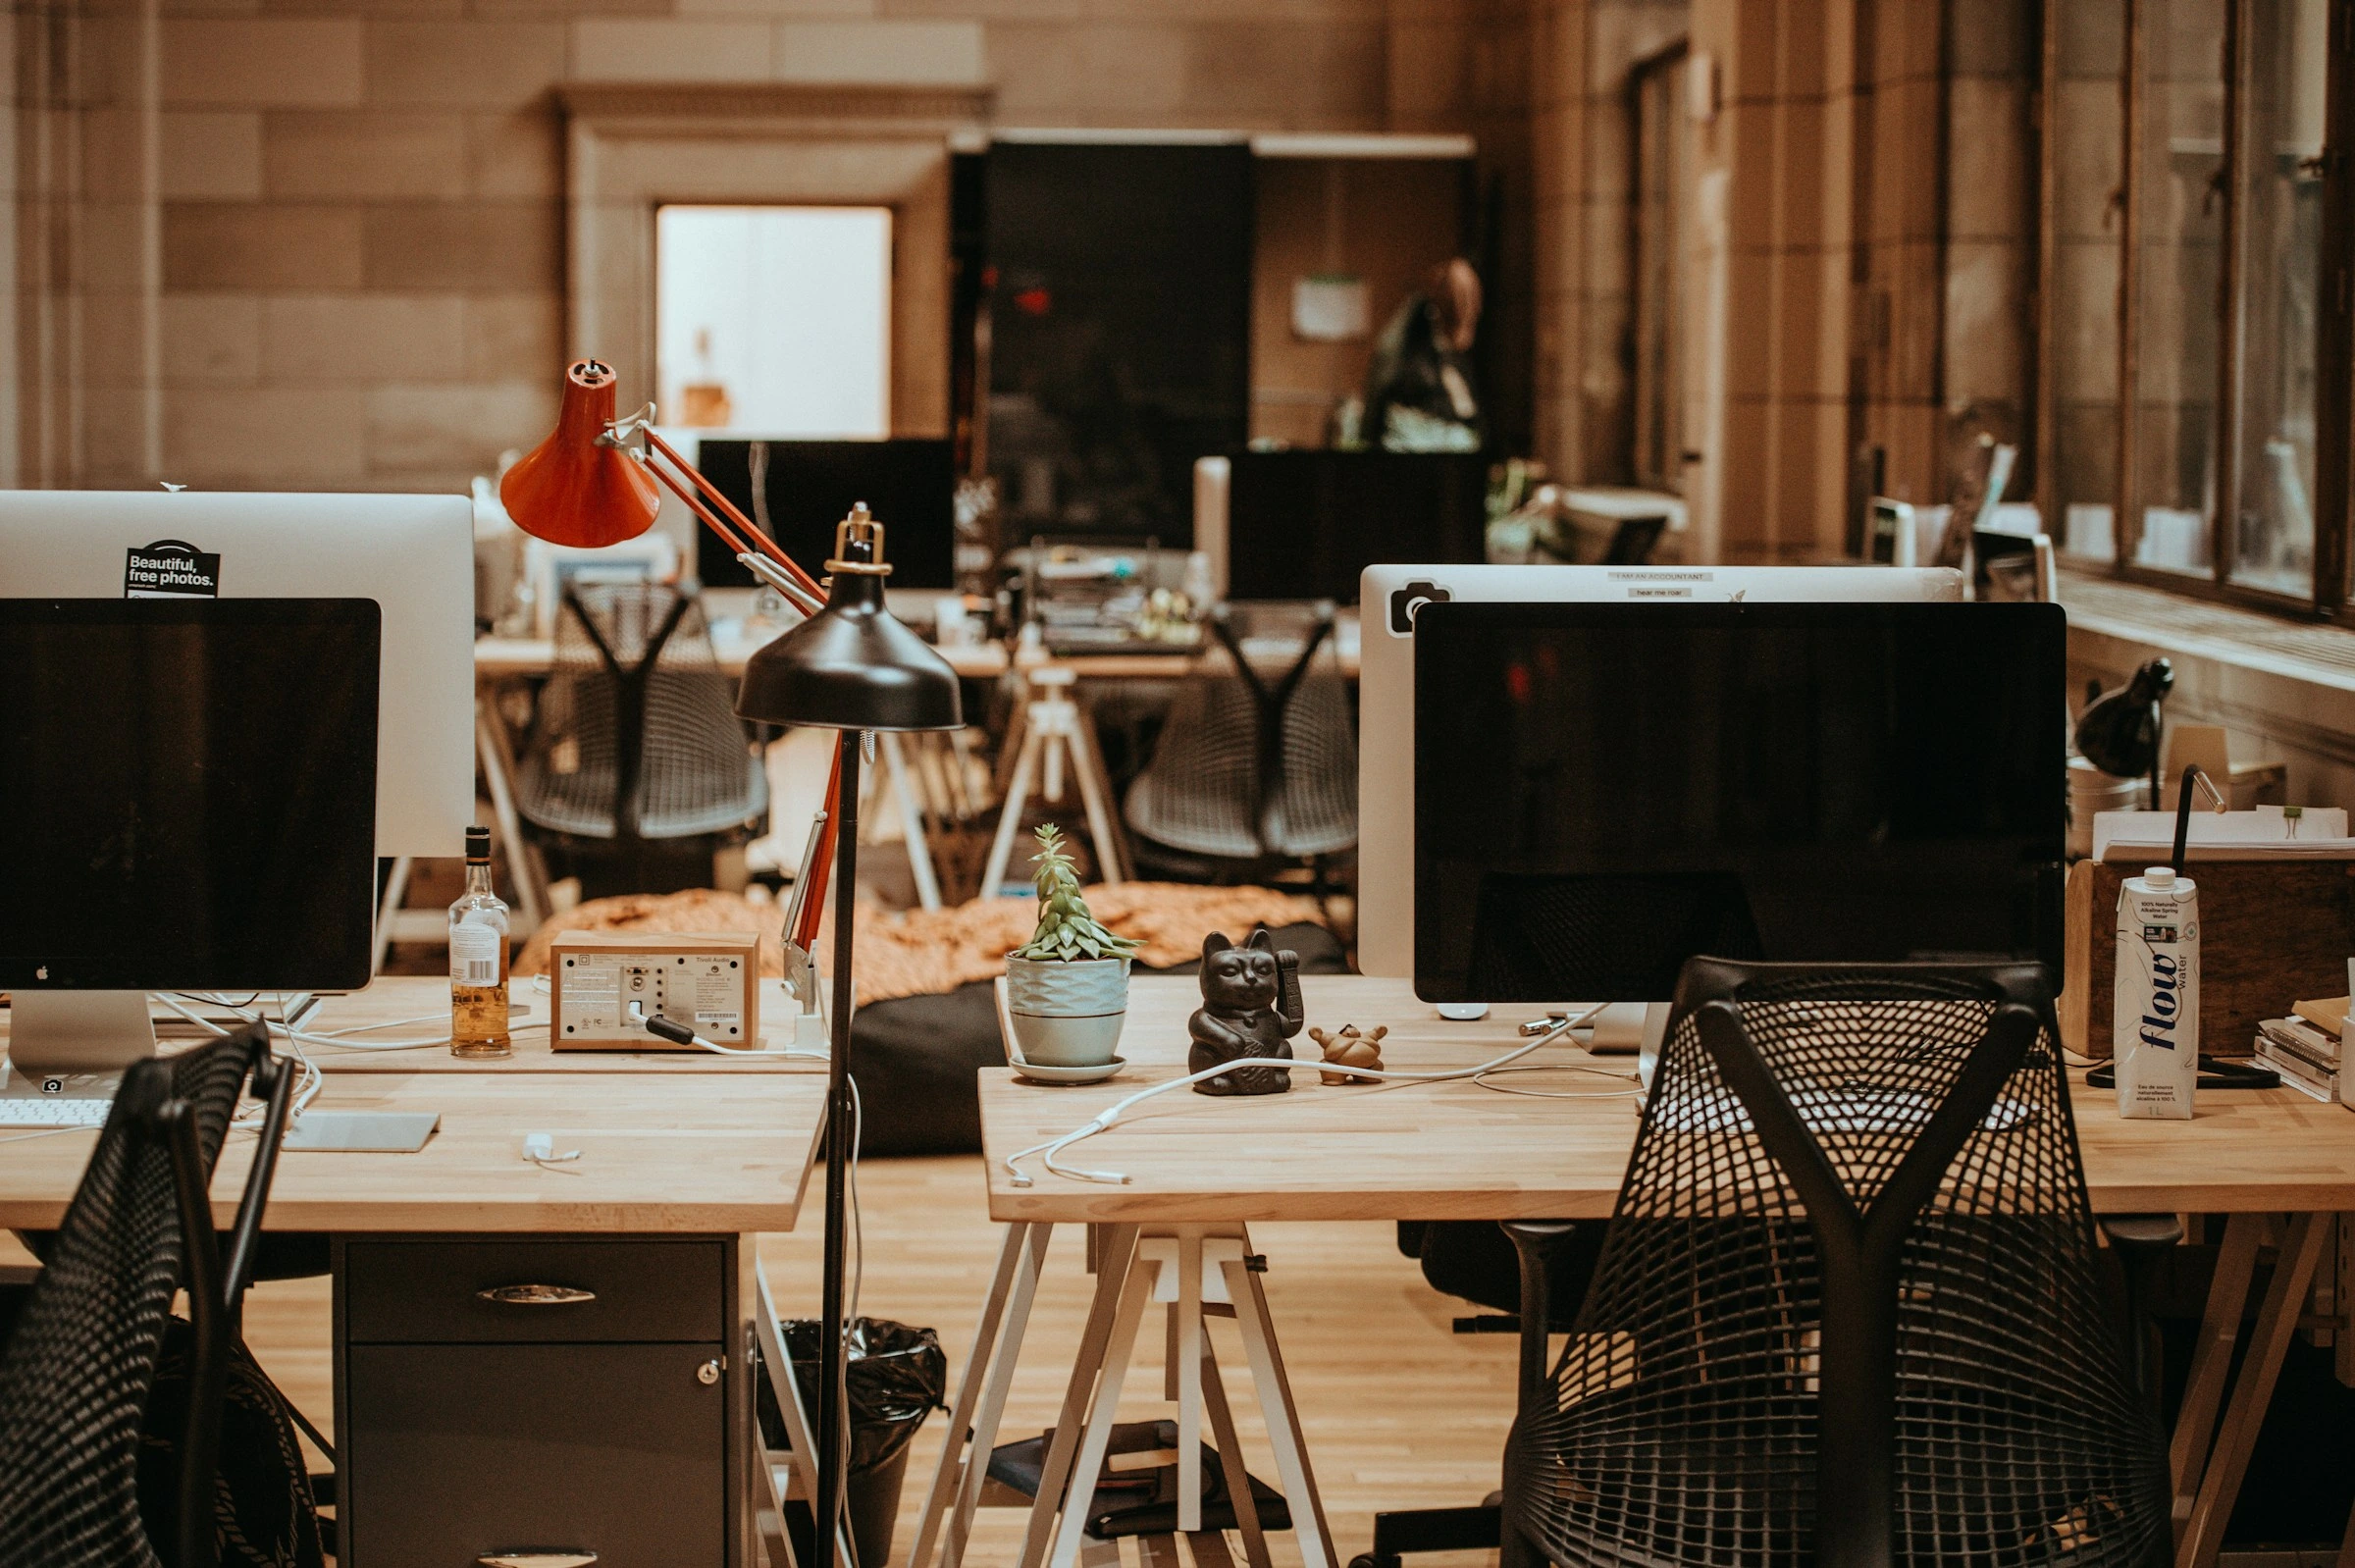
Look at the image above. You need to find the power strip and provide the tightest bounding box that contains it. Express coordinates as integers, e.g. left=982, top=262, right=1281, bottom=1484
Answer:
left=549, top=931, right=761, bottom=1051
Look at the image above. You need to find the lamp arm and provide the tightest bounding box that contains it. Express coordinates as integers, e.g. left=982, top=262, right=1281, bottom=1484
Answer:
left=641, top=429, right=826, bottom=600
left=793, top=750, right=844, bottom=956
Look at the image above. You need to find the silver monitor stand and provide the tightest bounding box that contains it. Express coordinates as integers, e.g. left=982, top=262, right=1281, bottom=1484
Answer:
left=7, top=991, right=157, bottom=1076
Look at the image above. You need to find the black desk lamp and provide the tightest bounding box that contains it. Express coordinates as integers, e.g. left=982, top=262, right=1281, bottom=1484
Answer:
left=2075, top=657, right=2174, bottom=808
left=735, top=503, right=964, bottom=1562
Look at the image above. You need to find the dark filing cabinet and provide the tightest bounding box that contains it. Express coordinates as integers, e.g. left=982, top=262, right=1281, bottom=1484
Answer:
left=335, top=1235, right=754, bottom=1566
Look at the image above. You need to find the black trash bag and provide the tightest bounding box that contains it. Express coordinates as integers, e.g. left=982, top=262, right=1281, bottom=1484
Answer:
left=757, top=1318, right=947, bottom=1568
left=759, top=1317, right=947, bottom=1470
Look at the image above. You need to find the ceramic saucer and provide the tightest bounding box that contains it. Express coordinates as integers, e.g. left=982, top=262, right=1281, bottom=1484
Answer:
left=1013, top=1056, right=1125, bottom=1085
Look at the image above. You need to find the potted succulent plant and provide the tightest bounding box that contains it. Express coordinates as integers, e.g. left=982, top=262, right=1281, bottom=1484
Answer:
left=1003, top=825, right=1139, bottom=1067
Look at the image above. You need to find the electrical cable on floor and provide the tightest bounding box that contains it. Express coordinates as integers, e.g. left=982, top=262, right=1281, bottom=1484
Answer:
left=1003, top=1005, right=1630, bottom=1187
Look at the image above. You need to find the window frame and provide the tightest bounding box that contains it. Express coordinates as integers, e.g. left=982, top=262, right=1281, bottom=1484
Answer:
left=2044, top=0, right=2355, bottom=618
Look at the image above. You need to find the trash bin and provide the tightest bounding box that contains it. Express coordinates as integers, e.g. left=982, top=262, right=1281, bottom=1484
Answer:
left=758, top=1317, right=948, bottom=1568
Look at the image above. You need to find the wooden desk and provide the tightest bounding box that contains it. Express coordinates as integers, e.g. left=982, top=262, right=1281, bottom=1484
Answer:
left=981, top=976, right=2355, bottom=1221
left=0, top=992, right=825, bottom=1567
left=259, top=975, right=825, bottom=1074
left=473, top=628, right=1360, bottom=684
left=926, top=975, right=2355, bottom=1568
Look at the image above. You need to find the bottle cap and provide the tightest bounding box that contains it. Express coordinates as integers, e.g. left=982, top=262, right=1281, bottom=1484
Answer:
left=2142, top=866, right=2175, bottom=888
left=466, top=825, right=492, bottom=860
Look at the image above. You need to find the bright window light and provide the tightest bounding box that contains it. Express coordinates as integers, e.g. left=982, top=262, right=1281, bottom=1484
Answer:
left=655, top=205, right=892, bottom=438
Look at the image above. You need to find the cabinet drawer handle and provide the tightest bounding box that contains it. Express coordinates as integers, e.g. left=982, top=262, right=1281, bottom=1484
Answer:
left=477, top=1553, right=598, bottom=1568
left=477, top=1283, right=597, bottom=1307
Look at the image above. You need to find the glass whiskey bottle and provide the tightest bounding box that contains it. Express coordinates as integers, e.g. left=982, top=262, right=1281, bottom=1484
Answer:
left=448, top=825, right=512, bottom=1058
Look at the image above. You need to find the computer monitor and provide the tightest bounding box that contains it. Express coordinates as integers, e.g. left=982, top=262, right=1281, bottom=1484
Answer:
left=1412, top=601, right=2066, bottom=1003
left=1355, top=562, right=1967, bottom=979
left=1205, top=450, right=1489, bottom=603
left=1, top=599, right=382, bottom=1071
left=0, top=492, right=472, bottom=858
left=690, top=439, right=957, bottom=591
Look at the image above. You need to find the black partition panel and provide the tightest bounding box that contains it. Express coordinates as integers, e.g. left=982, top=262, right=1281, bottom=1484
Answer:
left=985, top=141, right=1253, bottom=547
left=1227, top=449, right=1491, bottom=602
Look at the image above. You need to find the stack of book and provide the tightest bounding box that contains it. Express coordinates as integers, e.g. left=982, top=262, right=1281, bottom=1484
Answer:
left=2253, top=995, right=2347, bottom=1103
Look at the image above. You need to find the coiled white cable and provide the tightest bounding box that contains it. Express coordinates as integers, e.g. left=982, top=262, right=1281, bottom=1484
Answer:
left=1002, top=1004, right=1635, bottom=1188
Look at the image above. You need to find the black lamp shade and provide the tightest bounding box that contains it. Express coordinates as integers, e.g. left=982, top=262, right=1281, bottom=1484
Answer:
left=735, top=569, right=964, bottom=732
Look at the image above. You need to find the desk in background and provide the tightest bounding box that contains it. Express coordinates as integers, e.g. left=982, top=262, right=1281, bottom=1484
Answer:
left=0, top=978, right=824, bottom=1567
left=921, top=975, right=2355, bottom=1568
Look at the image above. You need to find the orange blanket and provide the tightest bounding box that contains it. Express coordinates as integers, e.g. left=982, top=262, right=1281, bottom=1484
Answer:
left=514, top=883, right=1324, bottom=1005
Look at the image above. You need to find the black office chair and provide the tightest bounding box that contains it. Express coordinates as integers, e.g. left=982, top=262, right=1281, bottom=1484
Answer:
left=516, top=582, right=768, bottom=893
left=0, top=1027, right=302, bottom=1568
left=1123, top=603, right=1356, bottom=889
left=1504, top=959, right=2169, bottom=1568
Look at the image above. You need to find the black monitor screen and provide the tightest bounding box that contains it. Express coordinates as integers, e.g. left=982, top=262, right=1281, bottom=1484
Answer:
left=0, top=599, right=381, bottom=991
left=693, top=439, right=956, bottom=591
left=1413, top=601, right=2066, bottom=1002
left=1227, top=450, right=1488, bottom=603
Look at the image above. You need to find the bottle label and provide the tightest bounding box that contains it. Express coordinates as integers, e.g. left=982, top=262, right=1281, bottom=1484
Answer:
left=450, top=922, right=501, bottom=987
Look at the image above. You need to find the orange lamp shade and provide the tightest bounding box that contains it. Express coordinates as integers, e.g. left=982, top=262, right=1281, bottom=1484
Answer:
left=499, top=359, right=662, bottom=548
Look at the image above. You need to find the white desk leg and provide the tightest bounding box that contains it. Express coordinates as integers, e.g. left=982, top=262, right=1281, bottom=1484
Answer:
left=476, top=693, right=548, bottom=931
left=1042, top=708, right=1067, bottom=805
left=372, top=855, right=413, bottom=976
left=981, top=722, right=1045, bottom=899
left=1066, top=714, right=1125, bottom=888
left=2171, top=1214, right=2264, bottom=1532
left=945, top=1223, right=1054, bottom=1568
left=1222, top=1246, right=1334, bottom=1568
left=1018, top=1225, right=1140, bottom=1568
left=2180, top=1211, right=2330, bottom=1568
left=909, top=1221, right=1037, bottom=1568
left=756, top=1267, right=858, bottom=1568
left=1177, top=1233, right=1203, bottom=1534
left=1049, top=1249, right=1158, bottom=1568
left=1199, top=1335, right=1274, bottom=1568
left=880, top=731, right=942, bottom=912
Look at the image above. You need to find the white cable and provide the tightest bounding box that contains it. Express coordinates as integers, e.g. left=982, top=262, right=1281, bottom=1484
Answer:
left=1002, top=1005, right=1615, bottom=1188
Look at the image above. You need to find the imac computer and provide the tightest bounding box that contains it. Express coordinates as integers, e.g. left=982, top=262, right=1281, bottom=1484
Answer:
left=1355, top=562, right=1967, bottom=980
left=0, top=492, right=473, bottom=858
left=1411, top=601, right=2066, bottom=1009
left=1, top=600, right=382, bottom=1074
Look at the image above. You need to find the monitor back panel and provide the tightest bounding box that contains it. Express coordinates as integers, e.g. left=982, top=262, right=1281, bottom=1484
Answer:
left=1355, top=563, right=1967, bottom=978
left=1225, top=451, right=1489, bottom=603
left=692, top=439, right=957, bottom=591
left=0, top=492, right=471, bottom=857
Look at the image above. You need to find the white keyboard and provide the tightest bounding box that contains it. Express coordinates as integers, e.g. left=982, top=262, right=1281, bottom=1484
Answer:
left=0, top=1098, right=111, bottom=1128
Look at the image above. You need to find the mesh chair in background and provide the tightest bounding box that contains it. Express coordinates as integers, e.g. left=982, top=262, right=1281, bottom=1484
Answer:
left=1123, top=603, right=1356, bottom=887
left=1505, top=959, right=2168, bottom=1568
left=0, top=1027, right=301, bottom=1568
left=515, top=583, right=768, bottom=891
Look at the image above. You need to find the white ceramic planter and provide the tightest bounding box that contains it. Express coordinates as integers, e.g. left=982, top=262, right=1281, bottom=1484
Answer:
left=1004, top=955, right=1129, bottom=1067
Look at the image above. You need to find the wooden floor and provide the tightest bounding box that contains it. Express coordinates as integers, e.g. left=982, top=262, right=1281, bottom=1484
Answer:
left=213, top=1153, right=1519, bottom=1568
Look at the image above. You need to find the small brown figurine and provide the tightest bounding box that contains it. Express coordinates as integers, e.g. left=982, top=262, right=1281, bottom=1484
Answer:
left=1309, top=1024, right=1387, bottom=1085
left=1187, top=929, right=1302, bottom=1095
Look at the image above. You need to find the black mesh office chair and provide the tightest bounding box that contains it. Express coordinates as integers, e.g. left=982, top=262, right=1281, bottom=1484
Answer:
left=0, top=1027, right=300, bottom=1568
left=1505, top=959, right=2169, bottom=1568
left=516, top=583, right=767, bottom=885
left=1123, top=603, right=1356, bottom=883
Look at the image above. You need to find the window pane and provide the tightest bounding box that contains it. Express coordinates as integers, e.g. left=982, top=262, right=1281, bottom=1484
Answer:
left=2128, top=0, right=2225, bottom=577
left=2226, top=0, right=2328, bottom=597
left=2054, top=0, right=2127, bottom=562
left=655, top=205, right=892, bottom=438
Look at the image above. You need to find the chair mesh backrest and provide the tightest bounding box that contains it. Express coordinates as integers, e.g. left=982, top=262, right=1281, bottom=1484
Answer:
left=1507, top=962, right=2167, bottom=1568
left=1124, top=644, right=1356, bottom=860
left=515, top=584, right=764, bottom=840
left=0, top=1038, right=255, bottom=1567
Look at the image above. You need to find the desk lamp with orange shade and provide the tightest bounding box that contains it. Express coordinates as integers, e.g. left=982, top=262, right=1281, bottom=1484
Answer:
left=502, top=360, right=965, bottom=1568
